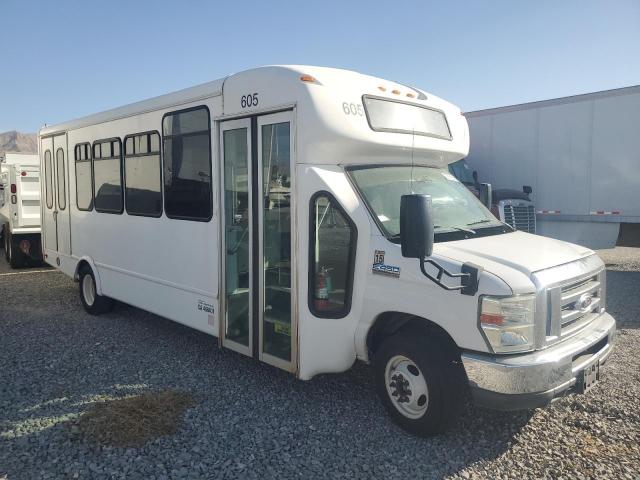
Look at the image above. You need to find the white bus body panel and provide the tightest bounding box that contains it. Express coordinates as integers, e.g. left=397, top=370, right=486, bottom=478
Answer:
left=465, top=85, right=640, bottom=248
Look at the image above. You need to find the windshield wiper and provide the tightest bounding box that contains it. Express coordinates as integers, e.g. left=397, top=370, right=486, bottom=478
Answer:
left=466, top=219, right=492, bottom=226
left=434, top=225, right=476, bottom=234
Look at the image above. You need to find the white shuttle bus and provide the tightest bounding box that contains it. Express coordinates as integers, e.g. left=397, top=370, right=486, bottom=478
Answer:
left=39, top=66, right=615, bottom=436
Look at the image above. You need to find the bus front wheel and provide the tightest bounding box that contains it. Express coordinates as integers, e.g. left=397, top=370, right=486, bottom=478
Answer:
left=374, top=332, right=465, bottom=436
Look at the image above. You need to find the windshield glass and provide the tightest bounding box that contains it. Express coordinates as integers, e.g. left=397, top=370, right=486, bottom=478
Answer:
left=349, top=165, right=504, bottom=238
left=447, top=159, right=475, bottom=185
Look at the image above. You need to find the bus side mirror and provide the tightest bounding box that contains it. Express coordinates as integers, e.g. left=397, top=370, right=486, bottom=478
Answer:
left=479, top=183, right=492, bottom=209
left=523, top=185, right=532, bottom=195
left=400, top=194, right=434, bottom=259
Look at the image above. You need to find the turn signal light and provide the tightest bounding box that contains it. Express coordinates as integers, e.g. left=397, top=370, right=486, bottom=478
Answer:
left=10, top=184, right=16, bottom=193
left=480, top=313, right=504, bottom=326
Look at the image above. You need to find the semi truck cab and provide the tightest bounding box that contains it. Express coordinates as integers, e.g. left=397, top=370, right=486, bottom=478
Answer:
left=448, top=158, right=536, bottom=233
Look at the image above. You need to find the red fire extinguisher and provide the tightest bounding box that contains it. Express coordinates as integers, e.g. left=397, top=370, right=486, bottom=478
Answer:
left=314, top=266, right=331, bottom=311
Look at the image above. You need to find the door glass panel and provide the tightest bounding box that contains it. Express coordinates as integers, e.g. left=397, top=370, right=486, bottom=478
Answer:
left=56, top=148, right=66, bottom=210
left=44, top=150, right=53, bottom=209
left=224, top=128, right=250, bottom=347
left=261, top=122, right=291, bottom=361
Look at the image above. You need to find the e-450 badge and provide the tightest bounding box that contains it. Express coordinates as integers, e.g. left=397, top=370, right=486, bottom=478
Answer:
left=372, top=250, right=400, bottom=278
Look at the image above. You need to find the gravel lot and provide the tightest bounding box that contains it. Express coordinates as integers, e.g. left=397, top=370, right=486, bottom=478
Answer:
left=1, top=247, right=639, bottom=479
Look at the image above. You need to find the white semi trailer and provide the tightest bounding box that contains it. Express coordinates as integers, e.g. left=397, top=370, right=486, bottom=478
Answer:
left=0, top=152, right=43, bottom=267
left=465, top=85, right=640, bottom=249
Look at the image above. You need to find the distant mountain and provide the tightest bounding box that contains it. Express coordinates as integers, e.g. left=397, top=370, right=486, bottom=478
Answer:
left=0, top=131, right=37, bottom=159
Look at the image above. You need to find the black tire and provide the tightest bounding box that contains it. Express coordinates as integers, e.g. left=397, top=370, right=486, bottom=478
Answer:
left=374, top=332, right=466, bottom=436
left=8, top=231, right=26, bottom=269
left=78, top=265, right=114, bottom=315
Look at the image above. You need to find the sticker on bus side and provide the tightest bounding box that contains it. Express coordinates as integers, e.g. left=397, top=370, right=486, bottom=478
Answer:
left=372, top=250, right=400, bottom=278
left=198, top=300, right=214, bottom=314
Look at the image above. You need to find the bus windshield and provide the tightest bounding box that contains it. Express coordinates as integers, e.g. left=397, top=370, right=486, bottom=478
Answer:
left=447, top=159, right=475, bottom=185
left=349, top=165, right=505, bottom=239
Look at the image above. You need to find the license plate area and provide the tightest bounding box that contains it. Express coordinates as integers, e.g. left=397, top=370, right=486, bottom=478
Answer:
left=578, top=359, right=600, bottom=393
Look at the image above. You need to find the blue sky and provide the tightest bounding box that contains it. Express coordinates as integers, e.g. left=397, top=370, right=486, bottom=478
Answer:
left=1, top=0, right=639, bottom=133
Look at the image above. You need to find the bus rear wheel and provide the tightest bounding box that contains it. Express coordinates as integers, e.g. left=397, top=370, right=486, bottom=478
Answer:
left=374, top=332, right=465, bottom=436
left=79, top=265, right=114, bottom=315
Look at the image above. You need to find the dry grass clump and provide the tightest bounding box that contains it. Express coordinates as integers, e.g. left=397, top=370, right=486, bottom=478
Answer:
left=75, top=390, right=195, bottom=448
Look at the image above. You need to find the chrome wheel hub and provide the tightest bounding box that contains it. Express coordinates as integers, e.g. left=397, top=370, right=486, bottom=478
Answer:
left=385, top=355, right=429, bottom=419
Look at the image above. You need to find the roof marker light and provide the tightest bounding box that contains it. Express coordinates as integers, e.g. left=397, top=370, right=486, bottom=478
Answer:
left=378, top=86, right=386, bottom=92
left=406, top=93, right=415, bottom=98
left=391, top=89, right=401, bottom=95
left=300, top=74, right=318, bottom=83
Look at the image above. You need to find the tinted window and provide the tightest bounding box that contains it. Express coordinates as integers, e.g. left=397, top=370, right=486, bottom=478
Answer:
left=309, top=193, right=357, bottom=317
left=56, top=148, right=66, bottom=210
left=44, top=150, right=53, bottom=209
left=363, top=96, right=451, bottom=140
left=162, top=106, right=212, bottom=221
left=75, top=143, right=93, bottom=211
left=124, top=131, right=162, bottom=217
left=93, top=138, right=123, bottom=214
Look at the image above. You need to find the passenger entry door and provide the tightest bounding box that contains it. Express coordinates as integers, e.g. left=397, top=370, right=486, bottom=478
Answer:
left=40, top=134, right=70, bottom=257
left=220, top=111, right=296, bottom=372
left=41, top=136, right=58, bottom=253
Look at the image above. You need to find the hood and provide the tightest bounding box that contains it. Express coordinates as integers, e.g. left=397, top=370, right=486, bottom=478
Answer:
left=436, top=231, right=594, bottom=277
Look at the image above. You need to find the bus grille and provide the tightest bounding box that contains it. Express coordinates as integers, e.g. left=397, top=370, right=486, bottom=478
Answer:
left=502, top=204, right=536, bottom=233
left=546, top=271, right=605, bottom=341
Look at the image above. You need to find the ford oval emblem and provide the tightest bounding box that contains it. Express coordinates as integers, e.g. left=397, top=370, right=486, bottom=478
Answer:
left=576, top=293, right=593, bottom=313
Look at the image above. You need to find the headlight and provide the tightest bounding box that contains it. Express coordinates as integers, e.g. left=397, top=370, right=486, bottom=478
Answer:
left=479, top=294, right=536, bottom=353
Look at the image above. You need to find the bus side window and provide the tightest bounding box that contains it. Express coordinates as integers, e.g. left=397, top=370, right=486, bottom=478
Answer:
left=75, top=143, right=93, bottom=211
left=162, top=106, right=212, bottom=221
left=124, top=131, right=162, bottom=217
left=93, top=138, right=124, bottom=214
left=309, top=192, right=358, bottom=318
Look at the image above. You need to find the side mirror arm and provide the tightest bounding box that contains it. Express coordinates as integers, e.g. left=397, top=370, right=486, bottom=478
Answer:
left=419, top=258, right=483, bottom=296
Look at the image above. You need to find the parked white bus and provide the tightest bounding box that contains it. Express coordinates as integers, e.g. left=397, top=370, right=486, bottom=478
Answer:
left=39, top=66, right=615, bottom=436
left=1, top=152, right=42, bottom=267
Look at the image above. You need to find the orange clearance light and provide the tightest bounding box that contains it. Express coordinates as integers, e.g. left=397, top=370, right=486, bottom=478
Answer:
left=391, top=89, right=401, bottom=95
left=480, top=313, right=504, bottom=326
left=406, top=93, right=415, bottom=98
left=378, top=86, right=386, bottom=92
left=300, top=74, right=317, bottom=83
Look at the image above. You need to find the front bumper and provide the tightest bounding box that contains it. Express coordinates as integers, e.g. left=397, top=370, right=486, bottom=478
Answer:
left=461, top=312, right=616, bottom=410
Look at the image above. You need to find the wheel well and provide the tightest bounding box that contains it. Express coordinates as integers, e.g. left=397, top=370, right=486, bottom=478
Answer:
left=367, top=312, right=460, bottom=361
left=74, top=259, right=91, bottom=282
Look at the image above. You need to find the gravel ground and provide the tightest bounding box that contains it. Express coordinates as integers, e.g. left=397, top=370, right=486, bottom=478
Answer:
left=0, top=247, right=639, bottom=479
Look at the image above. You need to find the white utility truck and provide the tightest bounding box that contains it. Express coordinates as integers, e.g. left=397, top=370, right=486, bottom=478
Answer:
left=1, top=152, right=43, bottom=267
left=39, top=66, right=615, bottom=436
left=465, top=85, right=640, bottom=249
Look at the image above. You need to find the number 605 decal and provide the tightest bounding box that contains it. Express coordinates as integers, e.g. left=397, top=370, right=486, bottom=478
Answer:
left=342, top=102, right=364, bottom=116
left=241, top=93, right=259, bottom=108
